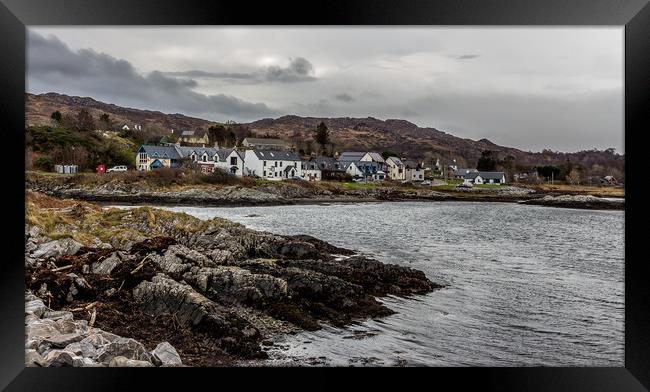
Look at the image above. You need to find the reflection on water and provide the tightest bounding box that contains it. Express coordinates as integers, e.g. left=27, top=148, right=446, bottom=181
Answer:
left=116, top=201, right=624, bottom=366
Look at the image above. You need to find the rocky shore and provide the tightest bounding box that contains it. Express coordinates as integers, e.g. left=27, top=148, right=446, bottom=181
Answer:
left=520, top=194, right=624, bottom=210
left=26, top=173, right=623, bottom=210
left=25, top=191, right=441, bottom=366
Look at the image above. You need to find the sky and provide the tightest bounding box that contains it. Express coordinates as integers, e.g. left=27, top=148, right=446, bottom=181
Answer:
left=27, top=27, right=624, bottom=153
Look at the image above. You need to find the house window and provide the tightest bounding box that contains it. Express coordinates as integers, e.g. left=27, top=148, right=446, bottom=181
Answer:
left=202, top=155, right=207, bottom=162
left=230, top=157, right=237, bottom=165
left=274, top=172, right=278, bottom=177
left=263, top=161, right=266, bottom=167
left=139, top=152, right=147, bottom=164
left=280, top=161, right=283, bottom=167
left=263, top=171, right=266, bottom=177
left=275, top=162, right=278, bottom=167
left=419, top=174, right=423, bottom=179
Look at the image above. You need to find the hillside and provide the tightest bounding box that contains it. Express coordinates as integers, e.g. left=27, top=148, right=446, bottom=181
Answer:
left=26, top=92, right=215, bottom=132
left=25, top=92, right=624, bottom=179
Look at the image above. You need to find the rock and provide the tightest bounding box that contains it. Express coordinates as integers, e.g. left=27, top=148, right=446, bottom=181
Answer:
left=43, top=350, right=77, bottom=367
left=182, top=266, right=288, bottom=306
left=25, top=299, right=47, bottom=318
left=91, top=252, right=121, bottom=275
left=64, top=340, right=98, bottom=358
left=31, top=238, right=82, bottom=260
left=151, top=342, right=182, bottom=367
left=96, top=337, right=153, bottom=364
left=44, top=332, right=85, bottom=348
left=43, top=310, right=74, bottom=321
left=108, top=356, right=155, bottom=367
left=25, top=349, right=44, bottom=367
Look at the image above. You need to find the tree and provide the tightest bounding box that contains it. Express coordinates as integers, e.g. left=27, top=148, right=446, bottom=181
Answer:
left=314, top=122, right=330, bottom=151
left=565, top=168, right=582, bottom=185
left=76, top=109, right=96, bottom=131
left=98, top=113, right=112, bottom=130
left=381, top=150, right=399, bottom=160
left=50, top=111, right=62, bottom=123
left=476, top=150, right=497, bottom=171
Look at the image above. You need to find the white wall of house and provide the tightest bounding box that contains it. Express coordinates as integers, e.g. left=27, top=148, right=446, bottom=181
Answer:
left=303, top=169, right=322, bottom=181
left=214, top=150, right=244, bottom=176
left=385, top=158, right=405, bottom=180
left=405, top=167, right=424, bottom=181
left=243, top=151, right=302, bottom=180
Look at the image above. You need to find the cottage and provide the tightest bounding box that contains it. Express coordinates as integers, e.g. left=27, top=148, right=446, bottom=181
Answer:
left=242, top=138, right=289, bottom=150
left=243, top=149, right=302, bottom=180
left=454, top=168, right=478, bottom=179
left=343, top=161, right=385, bottom=181
left=179, top=130, right=210, bottom=146
left=403, top=160, right=425, bottom=181
left=461, top=171, right=506, bottom=185
left=301, top=161, right=322, bottom=181
left=385, top=156, right=405, bottom=180
left=136, top=144, right=244, bottom=176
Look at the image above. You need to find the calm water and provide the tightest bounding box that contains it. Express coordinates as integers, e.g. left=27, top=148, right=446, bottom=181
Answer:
left=119, top=201, right=625, bottom=366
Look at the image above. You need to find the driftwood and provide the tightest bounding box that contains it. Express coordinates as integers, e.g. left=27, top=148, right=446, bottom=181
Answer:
left=130, top=254, right=151, bottom=275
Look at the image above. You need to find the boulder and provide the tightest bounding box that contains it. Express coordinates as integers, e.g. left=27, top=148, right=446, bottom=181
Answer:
left=25, top=349, right=44, bottom=367
left=44, top=332, right=85, bottom=348
left=91, top=252, right=121, bottom=275
left=96, top=337, right=152, bottom=364
left=42, top=310, right=74, bottom=321
left=43, top=350, right=77, bottom=367
left=108, top=356, right=155, bottom=367
left=25, top=299, right=47, bottom=318
left=31, top=238, right=82, bottom=260
left=151, top=342, right=182, bottom=366
left=64, top=340, right=98, bottom=359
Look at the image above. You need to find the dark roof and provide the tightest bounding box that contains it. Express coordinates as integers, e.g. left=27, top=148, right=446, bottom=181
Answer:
left=138, top=145, right=182, bottom=160
left=479, top=171, right=505, bottom=180
left=338, top=152, right=367, bottom=162
left=456, top=168, right=478, bottom=175
left=403, top=160, right=422, bottom=169
left=283, top=165, right=296, bottom=173
left=465, top=172, right=480, bottom=179
left=311, top=156, right=338, bottom=170
left=252, top=150, right=300, bottom=161
left=181, top=130, right=207, bottom=137
left=302, top=161, right=321, bottom=170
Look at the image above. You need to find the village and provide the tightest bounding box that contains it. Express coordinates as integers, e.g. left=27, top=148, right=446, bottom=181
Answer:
left=130, top=128, right=509, bottom=187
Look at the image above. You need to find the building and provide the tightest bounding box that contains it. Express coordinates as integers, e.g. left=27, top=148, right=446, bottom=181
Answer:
left=301, top=161, right=322, bottom=181
left=242, top=138, right=289, bottom=150
left=243, top=149, right=302, bottom=180
left=136, top=144, right=244, bottom=175
left=461, top=171, right=506, bottom=185
left=403, top=160, right=425, bottom=181
left=454, top=168, right=478, bottom=179
left=385, top=156, right=405, bottom=180
left=121, top=124, right=142, bottom=131
left=179, top=130, right=210, bottom=146
left=343, top=161, right=385, bottom=181
left=338, top=151, right=367, bottom=165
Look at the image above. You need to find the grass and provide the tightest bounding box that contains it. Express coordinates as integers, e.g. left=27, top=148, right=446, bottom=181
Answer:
left=339, top=182, right=380, bottom=190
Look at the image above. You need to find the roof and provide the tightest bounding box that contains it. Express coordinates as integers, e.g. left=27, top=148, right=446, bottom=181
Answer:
left=465, top=172, right=480, bottom=179
left=456, top=168, right=478, bottom=175
left=403, top=160, right=422, bottom=169
left=478, top=171, right=505, bottom=180
left=365, top=152, right=385, bottom=163
left=252, top=150, right=300, bottom=161
left=181, top=130, right=207, bottom=137
left=387, top=156, right=403, bottom=166
left=243, top=138, right=286, bottom=145
left=302, top=161, right=321, bottom=171
left=176, top=146, right=218, bottom=158
left=283, top=165, right=296, bottom=173
left=138, top=145, right=182, bottom=160
left=338, top=152, right=367, bottom=162
left=311, top=156, right=338, bottom=170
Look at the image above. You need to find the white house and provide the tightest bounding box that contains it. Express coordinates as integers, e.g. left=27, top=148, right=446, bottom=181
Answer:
left=462, top=171, right=506, bottom=185
left=403, top=160, right=425, bottom=181
left=360, top=152, right=386, bottom=171
left=244, top=149, right=302, bottom=180
left=136, top=144, right=244, bottom=176
left=121, top=124, right=130, bottom=131
left=301, top=161, right=322, bottom=181
left=385, top=156, right=405, bottom=180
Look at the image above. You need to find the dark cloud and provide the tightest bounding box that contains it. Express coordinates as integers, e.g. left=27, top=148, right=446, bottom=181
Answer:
left=163, top=57, right=317, bottom=84
left=334, top=93, right=354, bottom=102
left=454, top=54, right=481, bottom=60
left=27, top=31, right=278, bottom=121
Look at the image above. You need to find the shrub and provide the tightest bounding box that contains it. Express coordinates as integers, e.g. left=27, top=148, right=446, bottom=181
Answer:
left=34, top=156, right=55, bottom=172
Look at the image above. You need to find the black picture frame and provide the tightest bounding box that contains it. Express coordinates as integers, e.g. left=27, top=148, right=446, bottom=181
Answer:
left=1, top=0, right=647, bottom=390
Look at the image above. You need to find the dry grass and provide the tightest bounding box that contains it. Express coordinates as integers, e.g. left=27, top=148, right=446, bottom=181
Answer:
left=527, top=183, right=624, bottom=197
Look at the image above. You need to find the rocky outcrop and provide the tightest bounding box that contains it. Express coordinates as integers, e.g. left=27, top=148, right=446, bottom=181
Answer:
left=521, top=194, right=624, bottom=210
left=25, top=193, right=442, bottom=366
left=24, top=292, right=182, bottom=367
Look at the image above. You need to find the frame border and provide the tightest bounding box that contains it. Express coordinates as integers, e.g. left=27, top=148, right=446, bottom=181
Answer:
left=1, top=0, right=647, bottom=390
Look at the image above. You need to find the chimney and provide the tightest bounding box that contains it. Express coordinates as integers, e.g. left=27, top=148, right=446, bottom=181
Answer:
left=214, top=141, right=220, bottom=149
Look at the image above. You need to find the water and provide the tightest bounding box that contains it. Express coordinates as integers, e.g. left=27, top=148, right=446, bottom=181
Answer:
left=115, top=201, right=624, bottom=366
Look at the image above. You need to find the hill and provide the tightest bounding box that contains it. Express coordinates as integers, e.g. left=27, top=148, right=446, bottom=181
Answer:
left=25, top=92, right=624, bottom=180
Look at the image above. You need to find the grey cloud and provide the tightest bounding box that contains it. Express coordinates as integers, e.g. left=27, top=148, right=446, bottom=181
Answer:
left=27, top=31, right=278, bottom=121
left=334, top=93, right=354, bottom=102
left=453, top=54, right=481, bottom=60
left=163, top=57, right=317, bottom=84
